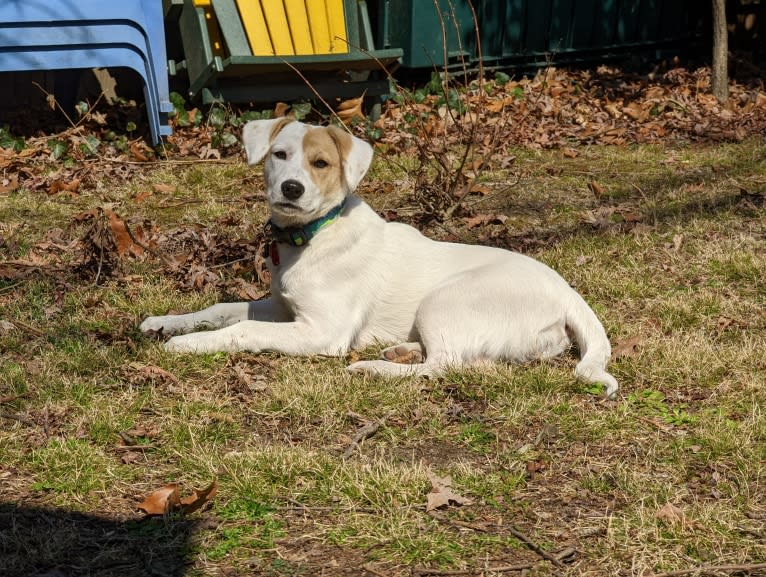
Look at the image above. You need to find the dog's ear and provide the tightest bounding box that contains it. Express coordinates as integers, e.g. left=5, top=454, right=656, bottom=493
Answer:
left=242, top=118, right=295, bottom=165
left=326, top=125, right=374, bottom=191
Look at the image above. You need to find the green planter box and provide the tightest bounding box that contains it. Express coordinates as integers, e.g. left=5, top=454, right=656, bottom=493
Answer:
left=378, top=0, right=705, bottom=70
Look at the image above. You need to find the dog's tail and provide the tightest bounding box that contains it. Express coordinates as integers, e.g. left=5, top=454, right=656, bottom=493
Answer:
left=566, top=295, right=619, bottom=399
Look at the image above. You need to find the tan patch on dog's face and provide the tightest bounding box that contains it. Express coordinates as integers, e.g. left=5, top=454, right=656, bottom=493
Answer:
left=301, top=127, right=347, bottom=198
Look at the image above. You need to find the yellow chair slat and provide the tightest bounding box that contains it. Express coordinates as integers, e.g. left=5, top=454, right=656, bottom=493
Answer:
left=284, top=0, right=314, bottom=55
left=304, top=1, right=331, bottom=54
left=235, top=0, right=274, bottom=55
left=233, top=1, right=349, bottom=57
left=261, top=2, right=295, bottom=55
left=324, top=0, right=348, bottom=54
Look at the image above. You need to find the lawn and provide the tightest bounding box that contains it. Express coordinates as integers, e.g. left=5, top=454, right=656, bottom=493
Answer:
left=1, top=69, right=765, bottom=576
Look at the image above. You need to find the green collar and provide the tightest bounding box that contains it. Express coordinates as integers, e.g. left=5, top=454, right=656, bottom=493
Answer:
left=265, top=200, right=346, bottom=247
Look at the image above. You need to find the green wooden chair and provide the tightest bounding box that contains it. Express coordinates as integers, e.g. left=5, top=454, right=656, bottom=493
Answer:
left=165, top=0, right=402, bottom=105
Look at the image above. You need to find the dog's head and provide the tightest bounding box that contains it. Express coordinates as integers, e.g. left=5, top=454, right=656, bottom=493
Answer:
left=242, top=119, right=373, bottom=227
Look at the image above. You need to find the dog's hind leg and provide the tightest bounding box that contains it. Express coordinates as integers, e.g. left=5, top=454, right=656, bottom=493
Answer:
left=346, top=358, right=439, bottom=377
left=380, top=342, right=424, bottom=363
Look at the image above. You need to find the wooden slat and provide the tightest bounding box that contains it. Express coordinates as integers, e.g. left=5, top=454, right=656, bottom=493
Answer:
left=325, top=0, right=348, bottom=53
left=305, top=0, right=332, bottom=53
left=262, top=1, right=295, bottom=55
left=236, top=0, right=273, bottom=55
left=284, top=0, right=314, bottom=55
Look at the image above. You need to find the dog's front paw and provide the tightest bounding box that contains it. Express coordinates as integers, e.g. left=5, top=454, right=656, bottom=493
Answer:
left=164, top=333, right=205, bottom=353
left=141, top=315, right=172, bottom=334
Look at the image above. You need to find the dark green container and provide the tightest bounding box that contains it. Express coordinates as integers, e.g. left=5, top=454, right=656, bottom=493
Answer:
left=377, top=0, right=705, bottom=70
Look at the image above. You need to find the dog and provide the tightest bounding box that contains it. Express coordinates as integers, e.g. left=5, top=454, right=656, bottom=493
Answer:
left=140, top=119, right=619, bottom=398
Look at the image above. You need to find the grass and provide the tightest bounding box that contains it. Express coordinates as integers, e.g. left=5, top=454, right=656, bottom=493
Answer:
left=1, top=138, right=765, bottom=576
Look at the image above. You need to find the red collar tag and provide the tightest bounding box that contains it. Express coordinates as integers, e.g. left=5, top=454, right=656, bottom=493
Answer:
left=269, top=240, right=280, bottom=266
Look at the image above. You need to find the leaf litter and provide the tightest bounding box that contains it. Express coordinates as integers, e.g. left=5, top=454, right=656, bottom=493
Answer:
left=2, top=63, right=766, bottom=575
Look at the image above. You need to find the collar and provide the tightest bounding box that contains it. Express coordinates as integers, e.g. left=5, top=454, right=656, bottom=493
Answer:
left=265, top=199, right=346, bottom=247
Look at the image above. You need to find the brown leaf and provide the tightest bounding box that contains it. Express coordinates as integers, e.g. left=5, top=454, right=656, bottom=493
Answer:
left=336, top=95, right=365, bottom=125
left=469, top=183, right=492, bottom=195
left=274, top=102, right=290, bottom=117
left=561, top=146, right=579, bottom=158
left=655, top=502, right=685, bottom=526
left=152, top=183, right=176, bottom=194
left=588, top=180, right=605, bottom=199
left=137, top=479, right=218, bottom=516
left=129, top=142, right=150, bottom=162
left=464, top=213, right=508, bottom=229
left=179, top=479, right=219, bottom=514
left=127, top=362, right=178, bottom=384
left=612, top=335, right=643, bottom=359
left=0, top=174, right=19, bottom=194
left=426, top=473, right=472, bottom=512
left=137, top=484, right=180, bottom=515
left=48, top=178, right=81, bottom=196
left=105, top=209, right=144, bottom=257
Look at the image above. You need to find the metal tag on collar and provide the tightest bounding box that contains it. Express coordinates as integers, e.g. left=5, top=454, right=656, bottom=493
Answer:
left=290, top=229, right=309, bottom=246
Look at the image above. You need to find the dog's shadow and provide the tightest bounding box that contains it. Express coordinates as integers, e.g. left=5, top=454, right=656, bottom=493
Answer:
left=0, top=502, right=196, bottom=577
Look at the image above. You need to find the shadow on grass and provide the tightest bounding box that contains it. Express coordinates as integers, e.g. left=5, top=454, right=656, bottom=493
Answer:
left=0, top=503, right=196, bottom=577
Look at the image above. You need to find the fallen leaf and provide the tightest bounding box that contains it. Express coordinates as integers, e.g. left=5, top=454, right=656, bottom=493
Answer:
left=463, top=213, right=508, bottom=229
left=137, top=484, right=180, bottom=515
left=562, top=146, right=579, bottom=158
left=716, top=316, right=736, bottom=332
left=426, top=473, right=472, bottom=512
left=588, top=180, right=605, bottom=199
left=152, top=183, right=176, bottom=194
left=47, top=178, right=81, bottom=196
left=612, top=335, right=643, bottom=359
left=336, top=95, right=366, bottom=125
left=137, top=479, right=218, bottom=516
left=0, top=174, right=19, bottom=194
left=105, top=209, right=144, bottom=257
left=179, top=478, right=219, bottom=514
left=126, top=362, right=178, bottom=384
left=129, top=142, right=150, bottom=162
left=655, top=502, right=685, bottom=526
left=274, top=102, right=290, bottom=117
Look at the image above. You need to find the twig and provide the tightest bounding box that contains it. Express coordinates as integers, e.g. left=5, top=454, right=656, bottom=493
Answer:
left=0, top=410, right=37, bottom=427
left=278, top=58, right=349, bottom=131
left=0, top=282, right=22, bottom=295
left=342, top=411, right=393, bottom=459
left=507, top=526, right=564, bottom=568
left=32, top=81, right=77, bottom=128
left=413, top=562, right=536, bottom=576
left=6, top=319, right=45, bottom=337
left=649, top=562, right=766, bottom=577
left=362, top=563, right=390, bottom=577
left=0, top=393, right=29, bottom=404
left=96, top=156, right=239, bottom=165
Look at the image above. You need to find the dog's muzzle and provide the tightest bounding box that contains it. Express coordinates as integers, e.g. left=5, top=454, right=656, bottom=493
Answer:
left=281, top=179, right=304, bottom=200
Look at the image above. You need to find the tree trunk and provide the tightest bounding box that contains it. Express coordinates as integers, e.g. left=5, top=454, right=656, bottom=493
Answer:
left=711, top=0, right=728, bottom=101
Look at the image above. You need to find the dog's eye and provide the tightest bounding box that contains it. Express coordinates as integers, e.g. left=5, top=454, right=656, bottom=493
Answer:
left=312, top=159, right=328, bottom=169
left=273, top=150, right=287, bottom=160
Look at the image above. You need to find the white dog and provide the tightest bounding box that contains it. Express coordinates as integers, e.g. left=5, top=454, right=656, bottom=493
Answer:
left=141, top=119, right=618, bottom=398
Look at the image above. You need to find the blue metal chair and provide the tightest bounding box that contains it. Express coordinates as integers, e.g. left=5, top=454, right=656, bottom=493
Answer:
left=0, top=0, right=172, bottom=144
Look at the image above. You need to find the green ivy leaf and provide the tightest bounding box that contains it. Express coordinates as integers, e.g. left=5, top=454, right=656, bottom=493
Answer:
left=80, top=134, right=100, bottom=156
left=48, top=139, right=68, bottom=160
left=208, top=106, right=226, bottom=128
left=291, top=101, right=312, bottom=121
left=75, top=101, right=90, bottom=117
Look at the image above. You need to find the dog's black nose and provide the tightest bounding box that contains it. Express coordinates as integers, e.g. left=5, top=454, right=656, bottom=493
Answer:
left=281, top=179, right=304, bottom=200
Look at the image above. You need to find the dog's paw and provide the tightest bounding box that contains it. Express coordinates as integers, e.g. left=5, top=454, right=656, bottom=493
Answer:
left=380, top=342, right=424, bottom=364
left=346, top=360, right=382, bottom=374
left=140, top=316, right=171, bottom=335
left=164, top=334, right=208, bottom=353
